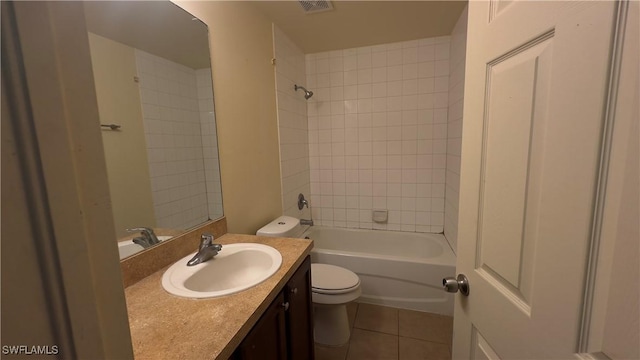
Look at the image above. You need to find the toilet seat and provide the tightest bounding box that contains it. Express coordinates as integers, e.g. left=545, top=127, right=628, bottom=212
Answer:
left=313, top=286, right=360, bottom=295
left=311, top=263, right=360, bottom=292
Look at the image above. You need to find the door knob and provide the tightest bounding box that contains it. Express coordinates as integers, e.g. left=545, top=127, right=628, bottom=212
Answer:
left=443, top=274, right=470, bottom=296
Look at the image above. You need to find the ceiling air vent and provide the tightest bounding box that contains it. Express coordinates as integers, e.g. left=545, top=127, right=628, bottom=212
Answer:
left=298, top=0, right=333, bottom=14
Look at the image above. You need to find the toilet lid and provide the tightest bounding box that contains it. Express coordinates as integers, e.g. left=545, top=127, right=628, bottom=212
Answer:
left=311, top=263, right=360, bottom=293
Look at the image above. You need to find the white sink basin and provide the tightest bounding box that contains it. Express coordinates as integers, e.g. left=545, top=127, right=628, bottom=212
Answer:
left=161, top=243, right=282, bottom=299
left=118, top=241, right=144, bottom=259
left=117, top=235, right=173, bottom=260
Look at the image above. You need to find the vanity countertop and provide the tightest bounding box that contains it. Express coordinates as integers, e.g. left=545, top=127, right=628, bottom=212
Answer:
left=124, top=233, right=313, bottom=360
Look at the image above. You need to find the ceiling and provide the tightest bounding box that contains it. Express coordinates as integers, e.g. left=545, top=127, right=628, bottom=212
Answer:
left=83, top=1, right=467, bottom=66
left=249, top=1, right=468, bottom=54
left=84, top=1, right=210, bottom=69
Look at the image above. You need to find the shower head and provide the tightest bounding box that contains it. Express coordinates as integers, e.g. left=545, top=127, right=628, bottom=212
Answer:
left=294, top=84, right=314, bottom=100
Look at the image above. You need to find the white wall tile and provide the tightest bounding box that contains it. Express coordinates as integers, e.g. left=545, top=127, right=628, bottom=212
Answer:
left=196, top=69, right=223, bottom=223
left=307, top=35, right=451, bottom=232
left=134, top=50, right=215, bottom=230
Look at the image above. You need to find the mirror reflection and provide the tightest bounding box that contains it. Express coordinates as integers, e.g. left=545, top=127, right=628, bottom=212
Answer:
left=83, top=1, right=223, bottom=259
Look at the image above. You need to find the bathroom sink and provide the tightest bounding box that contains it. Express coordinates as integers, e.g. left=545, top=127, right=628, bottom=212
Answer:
left=161, top=243, right=282, bottom=299
left=118, top=242, right=145, bottom=259
left=117, top=235, right=173, bottom=260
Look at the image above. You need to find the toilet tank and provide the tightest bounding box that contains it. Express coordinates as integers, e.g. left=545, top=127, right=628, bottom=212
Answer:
left=256, top=216, right=304, bottom=238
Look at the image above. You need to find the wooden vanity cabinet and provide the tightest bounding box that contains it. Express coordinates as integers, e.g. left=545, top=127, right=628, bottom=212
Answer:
left=232, top=256, right=314, bottom=360
left=284, top=256, right=314, bottom=360
left=232, top=291, right=288, bottom=360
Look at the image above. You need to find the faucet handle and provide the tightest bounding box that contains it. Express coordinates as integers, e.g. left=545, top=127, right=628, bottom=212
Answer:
left=298, top=193, right=310, bottom=210
left=127, top=227, right=160, bottom=245
left=127, top=227, right=151, bottom=233
left=200, top=233, right=214, bottom=249
left=127, top=227, right=155, bottom=237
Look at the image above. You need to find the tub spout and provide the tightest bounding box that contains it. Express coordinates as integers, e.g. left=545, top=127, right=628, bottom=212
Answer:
left=300, top=219, right=314, bottom=226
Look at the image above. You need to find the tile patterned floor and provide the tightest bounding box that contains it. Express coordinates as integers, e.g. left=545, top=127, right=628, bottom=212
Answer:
left=314, top=303, right=453, bottom=360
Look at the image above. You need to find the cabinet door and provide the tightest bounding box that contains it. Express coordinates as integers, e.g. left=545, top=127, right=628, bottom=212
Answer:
left=234, top=292, right=287, bottom=360
left=285, top=256, right=314, bottom=360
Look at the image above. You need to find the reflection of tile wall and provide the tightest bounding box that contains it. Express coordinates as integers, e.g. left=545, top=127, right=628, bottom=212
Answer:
left=306, top=37, right=450, bottom=233
left=135, top=50, right=209, bottom=230
left=196, top=69, right=223, bottom=220
left=444, top=7, right=468, bottom=253
left=273, top=26, right=311, bottom=219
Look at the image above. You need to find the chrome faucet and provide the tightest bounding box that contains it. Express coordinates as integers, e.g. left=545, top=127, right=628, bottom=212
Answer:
left=298, top=193, right=309, bottom=210
left=298, top=193, right=314, bottom=226
left=127, top=227, right=160, bottom=248
left=187, top=233, right=222, bottom=266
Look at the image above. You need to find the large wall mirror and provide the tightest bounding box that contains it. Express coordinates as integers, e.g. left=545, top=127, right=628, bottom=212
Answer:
left=83, top=1, right=223, bottom=260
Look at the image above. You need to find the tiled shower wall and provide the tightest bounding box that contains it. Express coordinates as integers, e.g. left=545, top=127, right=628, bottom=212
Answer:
left=306, top=37, right=451, bottom=232
left=444, top=7, right=468, bottom=252
left=135, top=49, right=209, bottom=230
left=196, top=69, right=224, bottom=220
left=273, top=26, right=312, bottom=219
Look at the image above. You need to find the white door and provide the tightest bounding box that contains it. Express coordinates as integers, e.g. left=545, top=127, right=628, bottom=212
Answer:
left=453, top=1, right=617, bottom=358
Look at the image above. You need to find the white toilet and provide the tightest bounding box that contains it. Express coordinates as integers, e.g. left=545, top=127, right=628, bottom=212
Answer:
left=257, top=216, right=361, bottom=346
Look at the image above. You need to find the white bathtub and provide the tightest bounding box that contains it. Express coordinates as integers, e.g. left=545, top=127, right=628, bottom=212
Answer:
left=301, top=226, right=456, bottom=315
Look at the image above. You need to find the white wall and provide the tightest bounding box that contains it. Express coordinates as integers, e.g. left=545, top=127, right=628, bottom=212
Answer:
left=273, top=25, right=312, bottom=219
left=88, top=33, right=157, bottom=237
left=306, top=37, right=451, bottom=232
left=6, top=2, right=133, bottom=355
left=135, top=50, right=209, bottom=230
left=444, top=6, right=468, bottom=252
left=174, top=1, right=284, bottom=235
left=196, top=68, right=223, bottom=220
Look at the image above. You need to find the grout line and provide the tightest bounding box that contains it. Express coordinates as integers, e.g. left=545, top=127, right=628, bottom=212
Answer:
left=345, top=340, right=350, bottom=360
left=342, top=303, right=454, bottom=359
left=399, top=333, right=451, bottom=345
left=397, top=308, right=400, bottom=360
left=396, top=306, right=400, bottom=338
left=345, top=303, right=358, bottom=360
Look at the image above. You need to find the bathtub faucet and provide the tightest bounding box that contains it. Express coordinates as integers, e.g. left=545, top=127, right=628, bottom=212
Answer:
left=298, top=193, right=314, bottom=226
left=298, top=193, right=309, bottom=210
